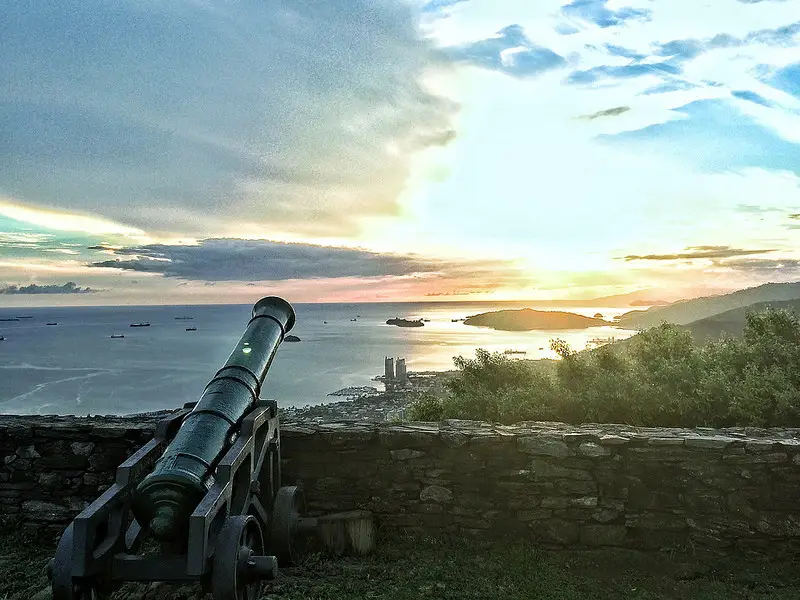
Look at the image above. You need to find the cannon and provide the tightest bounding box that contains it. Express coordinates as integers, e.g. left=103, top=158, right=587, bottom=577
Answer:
left=47, top=297, right=315, bottom=600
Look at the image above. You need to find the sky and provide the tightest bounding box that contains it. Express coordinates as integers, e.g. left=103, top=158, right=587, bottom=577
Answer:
left=1, top=0, right=799, bottom=306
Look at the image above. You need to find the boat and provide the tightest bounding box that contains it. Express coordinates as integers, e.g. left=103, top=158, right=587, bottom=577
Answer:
left=110, top=334, right=125, bottom=339
left=350, top=318, right=357, bottom=322
left=503, top=349, right=526, bottom=355
left=174, top=316, right=194, bottom=320
left=386, top=318, right=424, bottom=328
left=586, top=337, right=616, bottom=348
left=323, top=321, right=327, bottom=324
left=185, top=327, right=197, bottom=331
left=46, top=322, right=57, bottom=326
left=130, top=323, right=151, bottom=327
left=0, top=336, right=5, bottom=341
left=16, top=316, right=33, bottom=319
left=0, top=318, right=20, bottom=322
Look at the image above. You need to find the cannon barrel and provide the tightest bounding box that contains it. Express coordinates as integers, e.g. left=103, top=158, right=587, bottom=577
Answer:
left=131, top=296, right=295, bottom=541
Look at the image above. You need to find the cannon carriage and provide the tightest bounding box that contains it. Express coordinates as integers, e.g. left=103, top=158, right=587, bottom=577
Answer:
left=48, top=297, right=315, bottom=600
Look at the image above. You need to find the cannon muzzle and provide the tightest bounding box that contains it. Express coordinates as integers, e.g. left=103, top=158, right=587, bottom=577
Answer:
left=131, top=296, right=295, bottom=541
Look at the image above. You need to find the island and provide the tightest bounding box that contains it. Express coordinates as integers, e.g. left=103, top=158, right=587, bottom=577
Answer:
left=463, top=309, right=607, bottom=331
left=386, top=318, right=424, bottom=328
left=284, top=334, right=301, bottom=342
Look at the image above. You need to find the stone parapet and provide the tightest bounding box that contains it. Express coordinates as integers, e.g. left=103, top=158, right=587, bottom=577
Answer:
left=2, top=414, right=800, bottom=554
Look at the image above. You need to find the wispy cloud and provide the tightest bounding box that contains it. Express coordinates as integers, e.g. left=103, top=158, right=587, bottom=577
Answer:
left=561, top=0, right=652, bottom=29
left=624, top=246, right=776, bottom=261
left=443, top=24, right=566, bottom=77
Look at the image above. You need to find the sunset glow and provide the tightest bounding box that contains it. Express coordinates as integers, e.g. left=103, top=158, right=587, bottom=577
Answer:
left=1, top=0, right=799, bottom=306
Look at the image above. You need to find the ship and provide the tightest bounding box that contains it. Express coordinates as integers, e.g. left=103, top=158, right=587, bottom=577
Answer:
left=350, top=318, right=357, bottom=322
left=0, top=318, right=20, bottom=322
left=16, top=316, right=33, bottom=319
left=0, top=336, right=5, bottom=341
left=110, top=334, right=125, bottom=339
left=174, top=316, right=194, bottom=320
left=386, top=318, right=424, bottom=328
left=130, top=323, right=151, bottom=327
left=46, top=322, right=57, bottom=326
left=185, top=327, right=197, bottom=331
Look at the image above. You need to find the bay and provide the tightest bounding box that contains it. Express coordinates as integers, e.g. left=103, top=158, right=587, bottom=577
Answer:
left=0, top=301, right=638, bottom=415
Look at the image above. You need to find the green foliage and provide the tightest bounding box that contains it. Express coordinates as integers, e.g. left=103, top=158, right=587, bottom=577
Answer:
left=428, top=307, right=800, bottom=428
left=405, top=393, right=445, bottom=422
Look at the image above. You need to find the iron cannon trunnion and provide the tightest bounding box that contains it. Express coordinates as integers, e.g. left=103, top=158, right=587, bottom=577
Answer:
left=47, top=297, right=318, bottom=600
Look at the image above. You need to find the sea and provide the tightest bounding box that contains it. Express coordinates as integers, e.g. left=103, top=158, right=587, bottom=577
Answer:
left=0, top=302, right=638, bottom=416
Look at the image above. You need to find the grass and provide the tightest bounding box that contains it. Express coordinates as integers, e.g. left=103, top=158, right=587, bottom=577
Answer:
left=4, top=523, right=800, bottom=600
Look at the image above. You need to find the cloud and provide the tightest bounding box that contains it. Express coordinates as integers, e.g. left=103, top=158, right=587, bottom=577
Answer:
left=0, top=0, right=457, bottom=238
left=604, top=44, right=648, bottom=60
left=560, top=0, right=651, bottom=28
left=623, top=246, right=776, bottom=261
left=0, top=281, right=99, bottom=294
left=717, top=258, right=800, bottom=271
left=597, top=100, right=800, bottom=175
left=771, top=62, right=800, bottom=98
left=566, top=61, right=682, bottom=85
left=444, top=24, right=566, bottom=77
left=579, top=106, right=631, bottom=119
left=731, top=90, right=774, bottom=106
left=87, top=238, right=524, bottom=283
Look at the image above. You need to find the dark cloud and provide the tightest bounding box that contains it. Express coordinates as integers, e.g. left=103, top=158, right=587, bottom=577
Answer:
left=87, top=238, right=522, bottom=283
left=789, top=213, right=800, bottom=219
left=1, top=1, right=457, bottom=238
left=623, top=246, right=776, bottom=261
left=561, top=0, right=651, bottom=28
left=444, top=24, right=566, bottom=78
left=579, top=106, right=630, bottom=119
left=0, top=282, right=99, bottom=294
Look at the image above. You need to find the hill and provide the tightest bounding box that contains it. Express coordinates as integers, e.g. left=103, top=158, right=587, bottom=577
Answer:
left=464, top=309, right=606, bottom=331
left=615, top=282, right=800, bottom=329
left=684, top=299, right=800, bottom=343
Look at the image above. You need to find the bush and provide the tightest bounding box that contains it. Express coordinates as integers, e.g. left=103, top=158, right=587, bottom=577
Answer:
left=427, top=307, right=800, bottom=428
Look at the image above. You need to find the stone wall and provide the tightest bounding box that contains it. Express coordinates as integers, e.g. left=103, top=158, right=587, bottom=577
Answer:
left=2, top=414, right=800, bottom=554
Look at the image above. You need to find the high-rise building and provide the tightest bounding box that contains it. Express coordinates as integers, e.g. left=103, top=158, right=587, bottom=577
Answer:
left=384, top=356, right=395, bottom=381
left=396, top=358, right=407, bottom=384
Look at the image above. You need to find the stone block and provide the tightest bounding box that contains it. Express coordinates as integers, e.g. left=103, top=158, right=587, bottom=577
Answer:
left=518, top=437, right=574, bottom=457
left=578, top=442, right=611, bottom=457
left=420, top=485, right=453, bottom=504
left=390, top=449, right=426, bottom=461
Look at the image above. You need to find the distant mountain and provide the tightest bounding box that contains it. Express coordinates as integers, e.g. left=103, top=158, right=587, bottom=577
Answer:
left=530, top=289, right=685, bottom=308
left=464, top=309, right=606, bottom=331
left=685, top=299, right=800, bottom=344
left=615, top=282, right=800, bottom=329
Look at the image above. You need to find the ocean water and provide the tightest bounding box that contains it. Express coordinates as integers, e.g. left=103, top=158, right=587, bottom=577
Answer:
left=0, top=302, right=638, bottom=416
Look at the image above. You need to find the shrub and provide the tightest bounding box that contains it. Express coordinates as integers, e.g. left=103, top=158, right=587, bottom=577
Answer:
left=428, top=307, right=800, bottom=427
